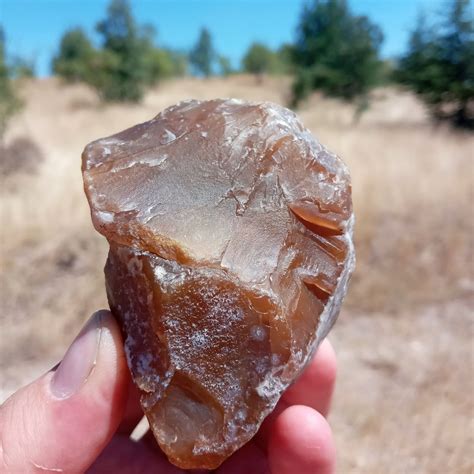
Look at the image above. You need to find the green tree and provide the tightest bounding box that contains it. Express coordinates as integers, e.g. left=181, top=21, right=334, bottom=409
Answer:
left=396, top=0, right=474, bottom=128
left=143, top=47, right=188, bottom=83
left=138, top=24, right=187, bottom=84
left=218, top=55, right=233, bottom=76
left=377, top=59, right=396, bottom=85
left=10, top=56, right=35, bottom=79
left=242, top=42, right=277, bottom=78
left=275, top=43, right=296, bottom=74
left=52, top=1, right=185, bottom=101
left=167, top=50, right=188, bottom=77
left=144, top=47, right=175, bottom=83
left=291, top=0, right=383, bottom=106
left=0, top=27, right=21, bottom=140
left=242, top=42, right=294, bottom=78
left=189, top=28, right=215, bottom=76
left=52, top=28, right=94, bottom=83
left=92, top=0, right=149, bottom=101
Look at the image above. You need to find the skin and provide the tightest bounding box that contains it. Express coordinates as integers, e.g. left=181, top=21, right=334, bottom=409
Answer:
left=0, top=310, right=337, bottom=473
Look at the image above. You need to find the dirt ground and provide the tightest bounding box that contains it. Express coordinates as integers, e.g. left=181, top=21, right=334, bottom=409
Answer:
left=1, top=75, right=473, bottom=473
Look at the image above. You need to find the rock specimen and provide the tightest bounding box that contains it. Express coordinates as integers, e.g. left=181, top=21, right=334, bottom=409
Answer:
left=82, top=99, right=355, bottom=469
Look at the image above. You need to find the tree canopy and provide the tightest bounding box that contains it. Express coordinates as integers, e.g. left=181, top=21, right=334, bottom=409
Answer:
left=52, top=0, right=189, bottom=102
left=242, top=43, right=276, bottom=76
left=218, top=55, right=233, bottom=76
left=0, top=27, right=22, bottom=139
left=291, top=0, right=383, bottom=106
left=92, top=0, right=150, bottom=101
left=396, top=0, right=474, bottom=128
left=52, top=28, right=95, bottom=83
left=189, top=28, right=215, bottom=76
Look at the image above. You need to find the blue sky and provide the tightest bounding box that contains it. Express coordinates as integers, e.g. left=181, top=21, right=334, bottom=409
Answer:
left=1, top=0, right=446, bottom=77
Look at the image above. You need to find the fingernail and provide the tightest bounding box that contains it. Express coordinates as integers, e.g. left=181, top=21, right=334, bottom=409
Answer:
left=50, top=311, right=104, bottom=399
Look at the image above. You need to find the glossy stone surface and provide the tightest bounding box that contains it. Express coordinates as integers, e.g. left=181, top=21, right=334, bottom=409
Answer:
left=82, top=99, right=355, bottom=469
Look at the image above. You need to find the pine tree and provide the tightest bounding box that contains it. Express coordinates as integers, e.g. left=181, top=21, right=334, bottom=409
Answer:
left=93, top=0, right=148, bottom=101
left=291, top=0, right=383, bottom=106
left=189, top=28, right=215, bottom=77
left=397, top=0, right=474, bottom=128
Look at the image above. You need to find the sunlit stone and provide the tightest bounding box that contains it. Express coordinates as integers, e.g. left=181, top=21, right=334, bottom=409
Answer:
left=82, top=99, right=355, bottom=469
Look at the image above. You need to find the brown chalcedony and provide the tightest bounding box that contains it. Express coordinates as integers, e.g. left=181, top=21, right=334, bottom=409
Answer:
left=82, top=99, right=355, bottom=469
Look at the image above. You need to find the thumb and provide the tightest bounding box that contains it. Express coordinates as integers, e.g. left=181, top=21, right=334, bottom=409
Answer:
left=0, top=310, right=129, bottom=473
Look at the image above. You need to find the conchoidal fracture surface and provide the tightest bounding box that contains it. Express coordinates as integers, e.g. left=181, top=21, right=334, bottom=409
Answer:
left=82, top=99, right=354, bottom=469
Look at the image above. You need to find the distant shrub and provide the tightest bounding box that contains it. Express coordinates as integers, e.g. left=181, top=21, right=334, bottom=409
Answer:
left=91, top=0, right=151, bottom=102
left=218, top=55, right=233, bottom=76
left=291, top=0, right=383, bottom=106
left=241, top=42, right=294, bottom=81
left=52, top=28, right=95, bottom=83
left=377, top=59, right=397, bottom=86
left=396, top=0, right=474, bottom=129
left=0, top=136, right=43, bottom=177
left=275, top=43, right=297, bottom=75
left=189, top=28, right=215, bottom=77
left=10, top=56, right=35, bottom=79
left=52, top=0, right=188, bottom=103
left=0, top=27, right=22, bottom=140
left=143, top=47, right=188, bottom=84
left=166, top=50, right=188, bottom=77
left=242, top=43, right=276, bottom=78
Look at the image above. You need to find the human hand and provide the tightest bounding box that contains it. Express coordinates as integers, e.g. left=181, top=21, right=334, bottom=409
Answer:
left=0, top=310, right=336, bottom=473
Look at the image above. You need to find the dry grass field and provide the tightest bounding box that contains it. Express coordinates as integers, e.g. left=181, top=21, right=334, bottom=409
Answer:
left=1, top=75, right=473, bottom=473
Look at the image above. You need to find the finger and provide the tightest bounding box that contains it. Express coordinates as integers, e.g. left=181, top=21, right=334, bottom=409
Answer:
left=216, top=442, right=270, bottom=474
left=138, top=426, right=269, bottom=474
left=255, top=338, right=337, bottom=451
left=282, top=339, right=337, bottom=416
left=254, top=398, right=289, bottom=450
left=116, top=376, right=144, bottom=435
left=268, top=405, right=336, bottom=474
left=0, top=310, right=129, bottom=473
left=138, top=429, right=222, bottom=473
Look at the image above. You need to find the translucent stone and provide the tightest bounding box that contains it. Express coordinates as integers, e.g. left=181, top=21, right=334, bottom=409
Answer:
left=82, top=99, right=355, bottom=469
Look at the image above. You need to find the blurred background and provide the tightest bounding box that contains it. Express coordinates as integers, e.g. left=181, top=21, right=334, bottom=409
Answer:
left=0, top=0, right=473, bottom=472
